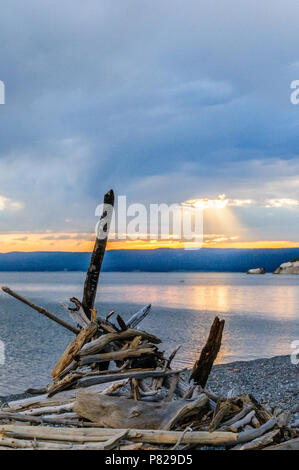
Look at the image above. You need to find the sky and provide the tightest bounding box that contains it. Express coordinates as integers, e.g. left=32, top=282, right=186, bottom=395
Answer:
left=1, top=0, right=299, bottom=251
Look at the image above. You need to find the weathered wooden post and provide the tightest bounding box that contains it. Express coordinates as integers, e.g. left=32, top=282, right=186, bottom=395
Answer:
left=189, top=316, right=225, bottom=388
left=81, top=189, right=114, bottom=319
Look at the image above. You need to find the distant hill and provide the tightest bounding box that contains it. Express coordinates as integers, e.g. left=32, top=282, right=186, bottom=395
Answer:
left=0, top=248, right=299, bottom=272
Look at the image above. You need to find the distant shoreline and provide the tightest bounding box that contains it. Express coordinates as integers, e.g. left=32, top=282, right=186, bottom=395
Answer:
left=0, top=270, right=298, bottom=274
left=1, top=247, right=299, bottom=272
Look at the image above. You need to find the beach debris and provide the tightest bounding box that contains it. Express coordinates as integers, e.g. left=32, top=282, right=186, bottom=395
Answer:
left=0, top=189, right=297, bottom=450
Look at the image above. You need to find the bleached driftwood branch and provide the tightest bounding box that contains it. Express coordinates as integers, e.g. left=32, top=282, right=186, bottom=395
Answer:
left=1, top=286, right=79, bottom=334
left=126, top=304, right=152, bottom=329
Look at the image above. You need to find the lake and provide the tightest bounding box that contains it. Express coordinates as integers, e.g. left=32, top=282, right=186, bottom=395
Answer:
left=0, top=271, right=298, bottom=394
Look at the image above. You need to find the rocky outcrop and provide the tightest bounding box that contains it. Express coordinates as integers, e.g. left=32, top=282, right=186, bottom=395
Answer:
left=274, top=260, right=299, bottom=274
left=247, top=268, right=266, bottom=274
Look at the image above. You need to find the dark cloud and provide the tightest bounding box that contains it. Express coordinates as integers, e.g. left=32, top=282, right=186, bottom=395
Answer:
left=0, top=1, right=299, bottom=239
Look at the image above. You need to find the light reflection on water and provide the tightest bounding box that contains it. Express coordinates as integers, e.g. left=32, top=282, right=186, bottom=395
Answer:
left=99, top=276, right=298, bottom=319
left=0, top=272, right=298, bottom=394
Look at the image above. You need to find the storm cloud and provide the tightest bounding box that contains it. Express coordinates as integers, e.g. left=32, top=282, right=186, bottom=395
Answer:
left=1, top=0, right=299, bottom=241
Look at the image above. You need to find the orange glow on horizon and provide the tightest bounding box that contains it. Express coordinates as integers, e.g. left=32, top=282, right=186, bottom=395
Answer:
left=1, top=232, right=299, bottom=252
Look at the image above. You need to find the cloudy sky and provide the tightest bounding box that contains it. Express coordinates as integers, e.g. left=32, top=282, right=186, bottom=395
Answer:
left=1, top=0, right=299, bottom=251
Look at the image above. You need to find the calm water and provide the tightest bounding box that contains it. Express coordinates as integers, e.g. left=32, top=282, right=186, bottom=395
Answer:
left=0, top=271, right=299, bottom=394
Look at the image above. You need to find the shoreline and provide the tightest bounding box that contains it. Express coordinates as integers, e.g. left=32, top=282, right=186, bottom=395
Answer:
left=2, top=354, right=298, bottom=425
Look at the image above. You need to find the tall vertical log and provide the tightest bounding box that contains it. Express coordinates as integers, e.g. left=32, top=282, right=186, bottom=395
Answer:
left=82, top=189, right=114, bottom=319
left=189, top=316, right=225, bottom=388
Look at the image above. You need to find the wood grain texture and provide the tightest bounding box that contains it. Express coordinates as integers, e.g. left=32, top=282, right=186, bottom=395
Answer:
left=190, top=316, right=225, bottom=387
left=51, top=321, right=98, bottom=380
left=82, top=189, right=114, bottom=318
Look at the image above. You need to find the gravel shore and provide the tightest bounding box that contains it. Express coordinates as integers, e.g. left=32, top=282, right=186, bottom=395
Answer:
left=206, top=354, right=298, bottom=425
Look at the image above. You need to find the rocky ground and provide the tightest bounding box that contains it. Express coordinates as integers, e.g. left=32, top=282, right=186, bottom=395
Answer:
left=206, top=355, right=298, bottom=426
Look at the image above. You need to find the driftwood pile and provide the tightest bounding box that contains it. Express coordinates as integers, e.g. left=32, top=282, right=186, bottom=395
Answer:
left=0, top=190, right=298, bottom=451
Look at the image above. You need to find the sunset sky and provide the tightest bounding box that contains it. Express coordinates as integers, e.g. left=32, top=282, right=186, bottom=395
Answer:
left=1, top=1, right=299, bottom=252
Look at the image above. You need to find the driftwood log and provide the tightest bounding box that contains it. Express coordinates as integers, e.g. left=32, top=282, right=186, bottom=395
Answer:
left=264, top=437, right=299, bottom=451
left=209, top=400, right=235, bottom=432
left=236, top=418, right=277, bottom=444
left=79, top=347, right=156, bottom=366
left=76, top=368, right=185, bottom=389
left=219, top=404, right=254, bottom=429
left=1, top=286, right=79, bottom=334
left=67, top=297, right=91, bottom=328
left=82, top=189, right=114, bottom=319
left=189, top=316, right=225, bottom=387
left=79, top=328, right=161, bottom=357
left=229, top=410, right=256, bottom=432
left=0, top=424, right=238, bottom=447
left=231, top=429, right=280, bottom=450
left=0, top=410, right=79, bottom=426
left=164, top=394, right=209, bottom=430
left=51, top=321, right=98, bottom=381
left=126, top=304, right=152, bottom=329
left=74, top=393, right=208, bottom=430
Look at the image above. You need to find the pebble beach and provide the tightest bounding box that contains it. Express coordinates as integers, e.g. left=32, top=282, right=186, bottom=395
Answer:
left=206, top=355, right=298, bottom=426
